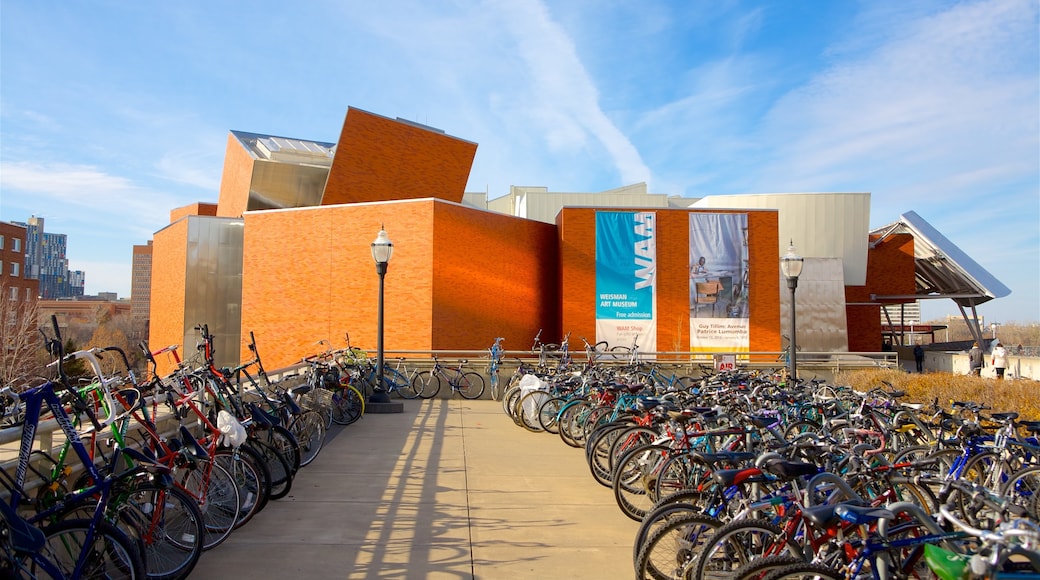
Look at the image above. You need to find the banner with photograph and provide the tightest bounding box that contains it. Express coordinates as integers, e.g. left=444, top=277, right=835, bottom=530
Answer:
left=596, top=211, right=657, bottom=354
left=690, top=213, right=749, bottom=353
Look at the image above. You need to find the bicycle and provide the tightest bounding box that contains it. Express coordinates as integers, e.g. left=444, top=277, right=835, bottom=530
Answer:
left=413, top=356, right=486, bottom=399
left=488, top=337, right=505, bottom=401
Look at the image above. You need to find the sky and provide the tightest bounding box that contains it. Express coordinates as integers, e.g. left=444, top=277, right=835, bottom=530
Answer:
left=1, top=0, right=1037, bottom=324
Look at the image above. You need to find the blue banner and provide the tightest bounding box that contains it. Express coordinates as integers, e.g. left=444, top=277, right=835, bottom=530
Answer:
left=596, top=212, right=657, bottom=353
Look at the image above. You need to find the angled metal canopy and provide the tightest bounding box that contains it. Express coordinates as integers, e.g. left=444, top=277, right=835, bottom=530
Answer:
left=869, top=211, right=1010, bottom=345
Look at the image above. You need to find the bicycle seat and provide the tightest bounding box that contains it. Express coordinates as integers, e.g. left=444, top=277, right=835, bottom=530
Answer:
left=991, top=411, right=1019, bottom=422
left=835, top=504, right=894, bottom=525
left=759, top=458, right=819, bottom=480
left=688, top=451, right=756, bottom=467
left=711, top=467, right=765, bottom=487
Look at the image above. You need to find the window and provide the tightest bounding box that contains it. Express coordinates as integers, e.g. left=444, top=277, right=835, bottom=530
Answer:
left=10, top=262, right=18, bottom=277
left=25, top=287, right=32, bottom=301
left=0, top=235, right=4, bottom=249
left=12, top=238, right=20, bottom=252
left=9, top=287, right=17, bottom=301
left=0, top=262, right=3, bottom=276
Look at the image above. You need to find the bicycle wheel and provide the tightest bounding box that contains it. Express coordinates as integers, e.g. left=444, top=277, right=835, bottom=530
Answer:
left=331, top=384, right=365, bottom=425
left=457, top=372, right=486, bottom=399
left=41, top=518, right=147, bottom=579
left=247, top=437, right=293, bottom=501
left=635, top=512, right=720, bottom=580
left=1001, top=465, right=1040, bottom=521
left=117, top=483, right=205, bottom=580
left=695, top=518, right=800, bottom=580
left=414, top=371, right=441, bottom=399
left=393, top=368, right=421, bottom=399
left=173, top=459, right=240, bottom=551
left=537, top=396, right=566, bottom=434
left=289, top=409, right=326, bottom=467
left=762, top=562, right=844, bottom=580
left=613, top=444, right=672, bottom=522
left=732, top=555, right=807, bottom=580
left=516, top=389, right=550, bottom=432
left=213, top=446, right=271, bottom=530
left=267, top=424, right=302, bottom=476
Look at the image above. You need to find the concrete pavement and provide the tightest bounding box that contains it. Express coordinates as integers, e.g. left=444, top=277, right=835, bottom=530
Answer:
left=189, top=399, right=639, bottom=579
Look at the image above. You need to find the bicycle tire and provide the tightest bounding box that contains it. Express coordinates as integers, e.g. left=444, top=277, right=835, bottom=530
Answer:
left=268, top=424, right=302, bottom=475
left=117, top=482, right=205, bottom=580
left=247, top=438, right=293, bottom=501
left=732, top=555, right=813, bottom=580
left=41, top=517, right=147, bottom=579
left=632, top=490, right=706, bottom=567
left=457, top=371, right=486, bottom=399
left=414, top=371, right=441, bottom=399
left=501, top=385, right=522, bottom=417
left=213, top=446, right=271, bottom=530
left=173, top=459, right=240, bottom=551
left=537, top=396, right=566, bottom=434
left=516, top=390, right=550, bottom=432
left=1001, top=465, right=1040, bottom=521
left=331, top=384, right=365, bottom=425
left=635, top=512, right=720, bottom=580
left=613, top=443, right=672, bottom=521
left=394, top=368, right=421, bottom=399
left=694, top=517, right=800, bottom=580
left=762, top=562, right=844, bottom=580
left=289, top=409, right=326, bottom=467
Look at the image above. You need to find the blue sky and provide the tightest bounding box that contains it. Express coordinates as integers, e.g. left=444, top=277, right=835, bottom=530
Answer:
left=1, top=0, right=1037, bottom=323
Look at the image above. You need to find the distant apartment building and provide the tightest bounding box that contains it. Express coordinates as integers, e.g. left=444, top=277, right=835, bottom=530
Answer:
left=131, top=241, right=152, bottom=340
left=0, top=221, right=40, bottom=303
left=20, top=215, right=86, bottom=299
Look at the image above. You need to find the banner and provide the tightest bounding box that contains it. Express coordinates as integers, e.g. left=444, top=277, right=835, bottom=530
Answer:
left=690, top=213, right=749, bottom=353
left=596, top=211, right=657, bottom=355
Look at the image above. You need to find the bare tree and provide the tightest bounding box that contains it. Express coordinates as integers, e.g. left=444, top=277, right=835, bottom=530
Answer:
left=0, top=279, right=44, bottom=387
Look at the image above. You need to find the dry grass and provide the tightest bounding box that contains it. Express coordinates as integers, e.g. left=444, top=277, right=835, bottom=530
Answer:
left=833, top=369, right=1040, bottom=422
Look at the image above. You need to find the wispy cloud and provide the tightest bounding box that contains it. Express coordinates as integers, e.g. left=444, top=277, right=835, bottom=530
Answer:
left=490, top=0, right=652, bottom=186
left=0, top=161, right=179, bottom=241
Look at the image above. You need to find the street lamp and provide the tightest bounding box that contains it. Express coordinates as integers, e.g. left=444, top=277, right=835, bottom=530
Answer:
left=370, top=225, right=393, bottom=404
left=780, top=240, right=804, bottom=383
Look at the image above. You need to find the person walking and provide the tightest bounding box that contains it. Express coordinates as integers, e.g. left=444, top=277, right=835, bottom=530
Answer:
left=913, top=343, right=924, bottom=373
left=992, top=342, right=1008, bottom=379
left=968, top=341, right=985, bottom=376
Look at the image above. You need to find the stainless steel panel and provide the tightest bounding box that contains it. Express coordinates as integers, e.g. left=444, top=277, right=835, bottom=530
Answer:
left=248, top=160, right=328, bottom=211
left=182, top=217, right=244, bottom=369
left=780, top=258, right=849, bottom=353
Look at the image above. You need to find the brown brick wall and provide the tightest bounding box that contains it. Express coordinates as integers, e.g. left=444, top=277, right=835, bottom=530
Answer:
left=169, top=202, right=218, bottom=223
left=846, top=233, right=916, bottom=352
left=322, top=108, right=477, bottom=206
left=148, top=220, right=189, bottom=376
left=558, top=208, right=781, bottom=355
left=216, top=133, right=255, bottom=218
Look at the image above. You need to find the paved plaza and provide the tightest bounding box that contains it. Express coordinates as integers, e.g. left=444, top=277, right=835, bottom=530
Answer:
left=191, top=399, right=638, bottom=579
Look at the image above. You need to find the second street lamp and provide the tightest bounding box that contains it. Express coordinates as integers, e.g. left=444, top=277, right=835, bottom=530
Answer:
left=780, top=240, right=803, bottom=383
left=370, top=225, right=393, bottom=404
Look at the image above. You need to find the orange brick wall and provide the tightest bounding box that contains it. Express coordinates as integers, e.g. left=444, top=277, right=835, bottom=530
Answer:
left=216, top=133, right=255, bottom=218
left=148, top=219, right=189, bottom=376
left=240, top=199, right=558, bottom=371
left=321, top=108, right=477, bottom=206
left=846, top=233, right=916, bottom=352
left=558, top=208, right=781, bottom=355
left=430, top=203, right=559, bottom=351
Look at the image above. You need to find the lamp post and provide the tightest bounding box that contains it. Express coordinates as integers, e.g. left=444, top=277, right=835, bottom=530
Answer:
left=780, top=240, right=804, bottom=383
left=370, top=225, right=393, bottom=404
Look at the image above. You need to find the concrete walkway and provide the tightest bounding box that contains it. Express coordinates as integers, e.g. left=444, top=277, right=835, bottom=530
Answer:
left=190, top=399, right=638, bottom=579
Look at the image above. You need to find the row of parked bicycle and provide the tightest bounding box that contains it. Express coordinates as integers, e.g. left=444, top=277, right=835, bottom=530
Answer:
left=0, top=319, right=391, bottom=579
left=495, top=348, right=1040, bottom=579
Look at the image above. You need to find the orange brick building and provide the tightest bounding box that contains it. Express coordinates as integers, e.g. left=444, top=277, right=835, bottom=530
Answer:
left=149, top=107, right=918, bottom=374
